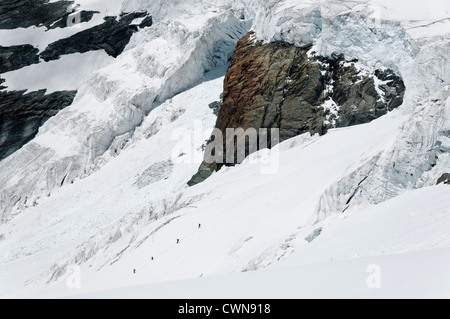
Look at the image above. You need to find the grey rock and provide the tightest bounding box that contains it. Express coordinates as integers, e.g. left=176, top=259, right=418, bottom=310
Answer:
left=305, top=228, right=323, bottom=243
left=139, top=16, right=153, bottom=29
left=187, top=161, right=218, bottom=187
left=375, top=69, right=406, bottom=111
left=0, top=45, right=39, bottom=73
left=0, top=89, right=76, bottom=161
left=437, top=173, right=450, bottom=185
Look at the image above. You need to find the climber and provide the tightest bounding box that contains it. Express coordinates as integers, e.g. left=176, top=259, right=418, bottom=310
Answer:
left=198, top=223, right=201, bottom=229
left=133, top=269, right=136, bottom=274
left=177, top=239, right=180, bottom=244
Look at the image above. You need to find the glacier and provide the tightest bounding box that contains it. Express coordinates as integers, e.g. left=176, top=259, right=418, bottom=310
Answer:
left=0, top=0, right=449, bottom=298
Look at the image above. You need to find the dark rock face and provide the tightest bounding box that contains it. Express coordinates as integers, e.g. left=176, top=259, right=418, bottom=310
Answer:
left=188, top=32, right=406, bottom=186
left=0, top=78, right=5, bottom=90
left=0, top=89, right=76, bottom=160
left=0, top=0, right=97, bottom=30
left=40, top=12, right=153, bottom=61
left=437, top=173, right=450, bottom=185
left=0, top=45, right=40, bottom=73
left=138, top=16, right=153, bottom=29
left=374, top=69, right=406, bottom=111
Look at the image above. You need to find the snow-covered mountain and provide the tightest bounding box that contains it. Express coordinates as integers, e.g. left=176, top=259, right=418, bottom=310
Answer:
left=0, top=0, right=449, bottom=298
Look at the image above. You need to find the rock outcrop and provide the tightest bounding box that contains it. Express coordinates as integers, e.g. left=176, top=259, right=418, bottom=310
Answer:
left=437, top=173, right=450, bottom=185
left=0, top=45, right=40, bottom=73
left=188, top=32, right=406, bottom=186
left=40, top=12, right=153, bottom=61
left=0, top=0, right=97, bottom=30
left=0, top=89, right=76, bottom=160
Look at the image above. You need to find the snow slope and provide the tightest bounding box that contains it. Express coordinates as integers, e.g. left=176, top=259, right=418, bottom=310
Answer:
left=71, top=247, right=450, bottom=299
left=9, top=177, right=450, bottom=299
left=54, top=186, right=450, bottom=299
left=0, top=0, right=450, bottom=298
left=0, top=3, right=250, bottom=222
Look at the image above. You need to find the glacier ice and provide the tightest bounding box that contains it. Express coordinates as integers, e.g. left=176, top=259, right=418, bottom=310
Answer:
left=0, top=0, right=449, bottom=296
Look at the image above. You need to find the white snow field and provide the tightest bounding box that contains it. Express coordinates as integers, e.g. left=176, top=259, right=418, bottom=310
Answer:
left=59, top=186, right=450, bottom=299
left=0, top=0, right=450, bottom=298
